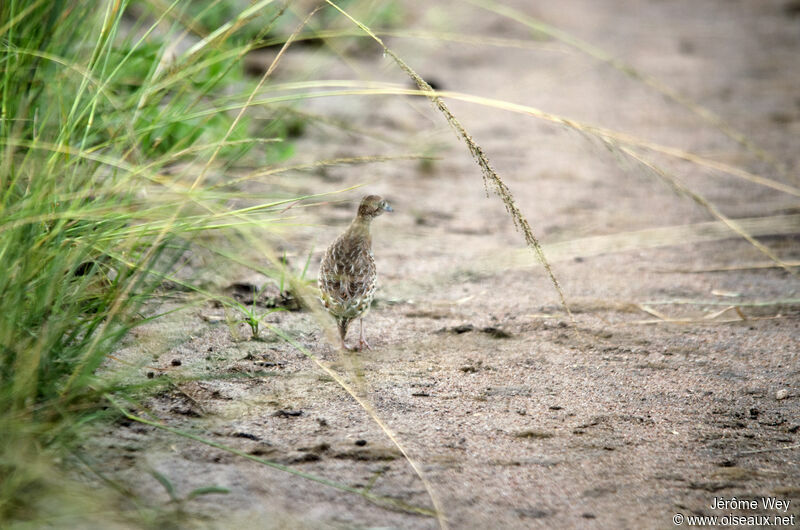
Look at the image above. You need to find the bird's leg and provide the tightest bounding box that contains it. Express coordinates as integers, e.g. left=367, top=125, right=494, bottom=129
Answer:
left=357, top=318, right=371, bottom=351
left=338, top=319, right=354, bottom=351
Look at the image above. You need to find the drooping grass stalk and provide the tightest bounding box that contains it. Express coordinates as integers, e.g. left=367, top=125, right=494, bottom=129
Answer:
left=489, top=214, right=800, bottom=269
left=324, top=1, right=575, bottom=339
left=617, top=146, right=797, bottom=277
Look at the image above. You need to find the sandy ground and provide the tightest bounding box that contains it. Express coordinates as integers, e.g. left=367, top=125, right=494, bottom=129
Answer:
left=88, top=1, right=799, bottom=528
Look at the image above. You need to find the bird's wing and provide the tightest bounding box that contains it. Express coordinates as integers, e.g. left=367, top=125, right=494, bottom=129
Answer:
left=319, top=237, right=375, bottom=304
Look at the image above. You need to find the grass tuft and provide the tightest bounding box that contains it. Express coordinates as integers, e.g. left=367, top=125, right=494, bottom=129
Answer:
left=0, top=0, right=307, bottom=524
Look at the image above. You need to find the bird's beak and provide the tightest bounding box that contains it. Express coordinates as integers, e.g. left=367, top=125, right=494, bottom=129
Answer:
left=384, top=203, right=394, bottom=212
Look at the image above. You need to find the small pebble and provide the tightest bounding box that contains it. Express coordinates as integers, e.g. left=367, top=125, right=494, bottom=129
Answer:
left=776, top=389, right=790, bottom=400
left=355, top=439, right=367, bottom=446
left=274, top=409, right=302, bottom=418
left=171, top=359, right=182, bottom=366
left=233, top=432, right=260, bottom=441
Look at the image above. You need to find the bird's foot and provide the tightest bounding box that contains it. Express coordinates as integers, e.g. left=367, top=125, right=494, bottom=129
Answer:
left=341, top=339, right=370, bottom=351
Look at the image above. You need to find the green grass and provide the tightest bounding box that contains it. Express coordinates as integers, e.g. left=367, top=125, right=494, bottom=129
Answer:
left=0, top=0, right=308, bottom=524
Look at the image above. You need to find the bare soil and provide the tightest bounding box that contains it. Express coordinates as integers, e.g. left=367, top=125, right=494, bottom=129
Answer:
left=90, top=1, right=800, bottom=528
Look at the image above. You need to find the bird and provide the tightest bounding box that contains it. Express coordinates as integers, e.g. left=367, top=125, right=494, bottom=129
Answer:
left=318, top=195, right=393, bottom=350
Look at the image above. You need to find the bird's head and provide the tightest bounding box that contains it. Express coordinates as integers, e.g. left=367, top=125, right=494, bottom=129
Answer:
left=357, top=195, right=393, bottom=219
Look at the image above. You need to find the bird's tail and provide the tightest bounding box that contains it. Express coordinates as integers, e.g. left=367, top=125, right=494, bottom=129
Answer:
left=337, top=319, right=350, bottom=342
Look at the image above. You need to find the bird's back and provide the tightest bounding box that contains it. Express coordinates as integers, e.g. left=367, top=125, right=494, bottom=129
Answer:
left=319, top=228, right=377, bottom=320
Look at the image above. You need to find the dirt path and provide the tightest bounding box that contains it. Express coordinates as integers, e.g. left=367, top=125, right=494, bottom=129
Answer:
left=94, top=1, right=799, bottom=527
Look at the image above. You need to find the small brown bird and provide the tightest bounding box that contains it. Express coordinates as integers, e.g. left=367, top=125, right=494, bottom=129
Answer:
left=319, top=195, right=393, bottom=350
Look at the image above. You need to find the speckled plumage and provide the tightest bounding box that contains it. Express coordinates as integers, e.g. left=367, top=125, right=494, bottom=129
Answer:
left=319, top=195, right=392, bottom=350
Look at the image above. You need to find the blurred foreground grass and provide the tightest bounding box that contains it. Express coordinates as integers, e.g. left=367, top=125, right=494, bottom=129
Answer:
left=0, top=0, right=315, bottom=524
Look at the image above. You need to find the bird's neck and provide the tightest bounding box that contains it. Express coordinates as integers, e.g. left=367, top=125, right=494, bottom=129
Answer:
left=347, top=216, right=372, bottom=240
